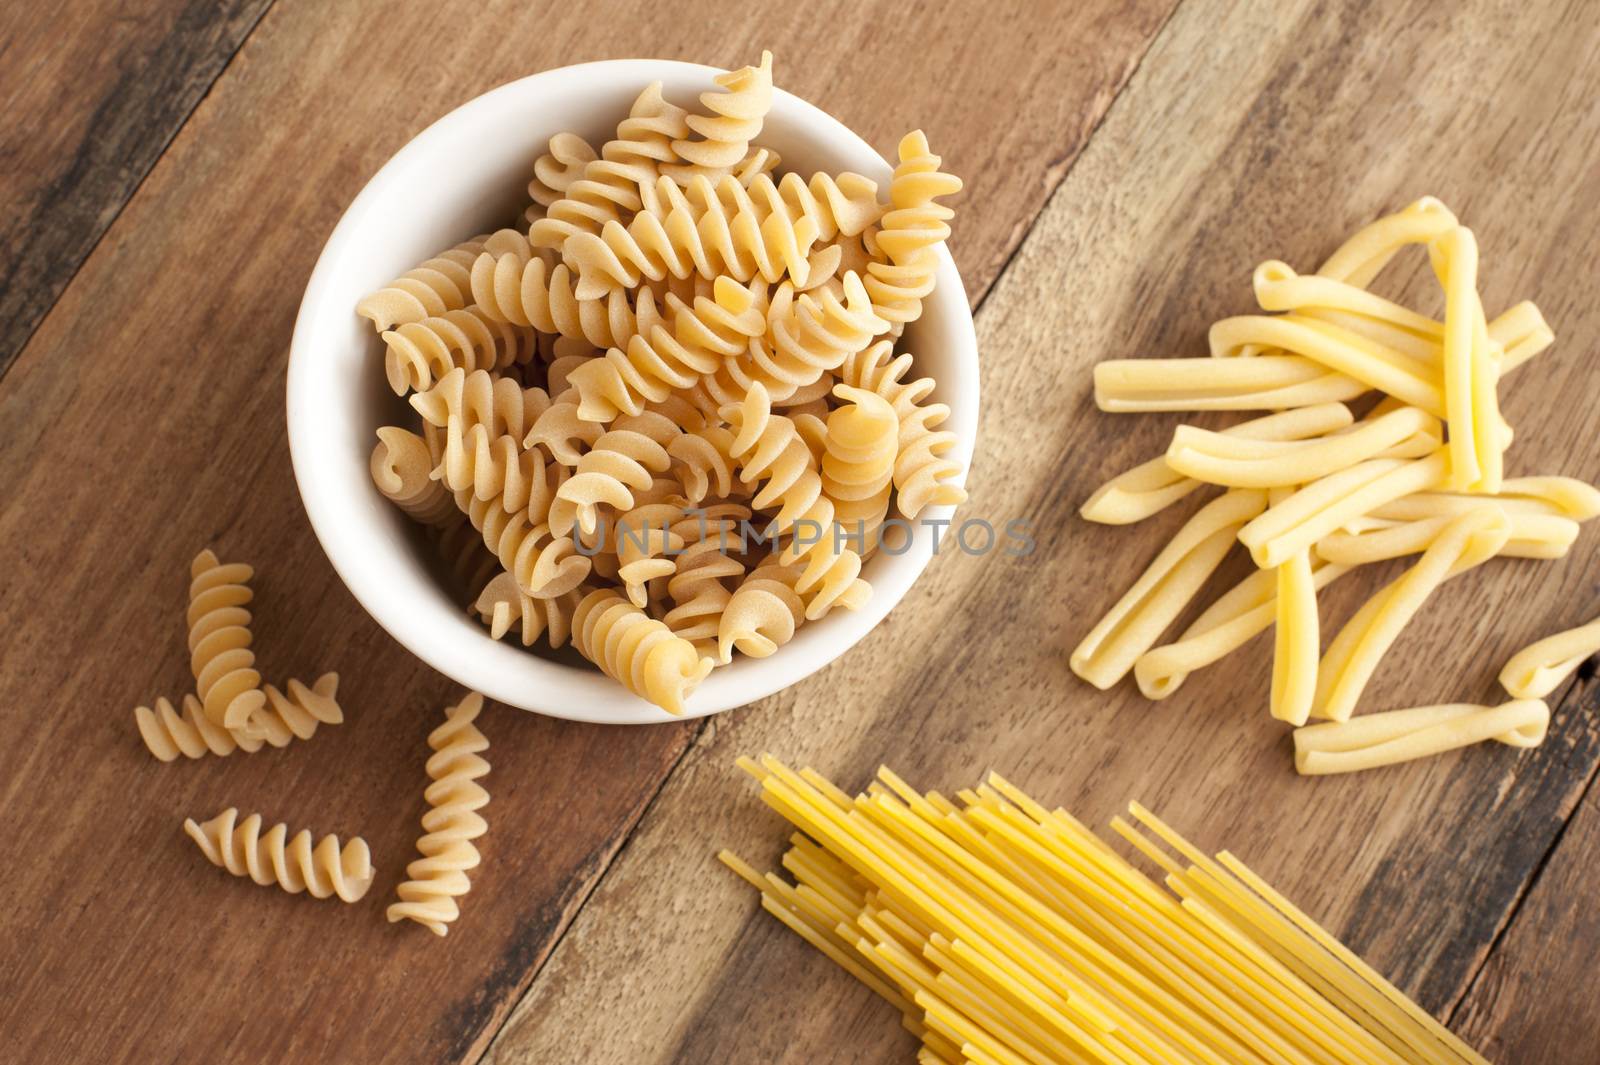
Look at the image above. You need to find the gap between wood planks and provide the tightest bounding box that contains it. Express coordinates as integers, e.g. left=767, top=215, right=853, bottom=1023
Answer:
left=1444, top=671, right=1600, bottom=1025
left=0, top=0, right=278, bottom=388
left=458, top=3, right=1191, bottom=1058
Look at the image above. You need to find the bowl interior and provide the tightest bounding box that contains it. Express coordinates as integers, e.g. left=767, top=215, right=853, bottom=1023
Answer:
left=288, top=59, right=978, bottom=723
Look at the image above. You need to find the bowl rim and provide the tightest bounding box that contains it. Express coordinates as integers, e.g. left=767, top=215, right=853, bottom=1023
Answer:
left=286, top=58, right=979, bottom=724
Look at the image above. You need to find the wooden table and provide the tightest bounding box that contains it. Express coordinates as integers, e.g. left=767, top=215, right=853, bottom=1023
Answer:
left=3, top=1, right=1597, bottom=1061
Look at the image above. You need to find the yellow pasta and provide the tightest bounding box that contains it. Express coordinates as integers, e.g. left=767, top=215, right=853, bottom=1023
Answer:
left=1208, top=315, right=1444, bottom=415
left=1078, top=198, right=1581, bottom=776
left=136, top=674, right=341, bottom=762
left=1082, top=403, right=1353, bottom=525
left=389, top=692, right=490, bottom=936
left=717, top=556, right=807, bottom=663
left=863, top=131, right=964, bottom=327
left=1315, top=509, right=1579, bottom=564
left=186, top=807, right=372, bottom=903
left=1071, top=489, right=1267, bottom=689
left=472, top=573, right=581, bottom=648
left=1270, top=550, right=1319, bottom=726
left=838, top=340, right=968, bottom=520
left=724, top=756, right=1492, bottom=1064
left=549, top=412, right=679, bottom=537
left=1312, top=508, right=1510, bottom=722
left=1236, top=450, right=1448, bottom=569
left=1166, top=405, right=1440, bottom=489
left=1093, top=354, right=1369, bottom=412
left=1294, top=700, right=1549, bottom=775
left=821, top=384, right=899, bottom=545
left=1498, top=615, right=1600, bottom=699
left=1135, top=555, right=1349, bottom=699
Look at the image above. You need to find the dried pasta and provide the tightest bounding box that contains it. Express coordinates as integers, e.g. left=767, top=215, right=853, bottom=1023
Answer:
left=389, top=692, right=491, bottom=936
left=348, top=55, right=967, bottom=712
left=136, top=674, right=341, bottom=762
left=723, top=756, right=1493, bottom=1064
left=1294, top=700, right=1549, bottom=775
left=185, top=807, right=373, bottom=903
left=1499, top=615, right=1600, bottom=699
left=1076, top=197, right=1593, bottom=775
left=187, top=548, right=266, bottom=730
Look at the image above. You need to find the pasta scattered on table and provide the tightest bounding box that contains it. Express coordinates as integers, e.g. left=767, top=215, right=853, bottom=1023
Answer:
left=1074, top=198, right=1598, bottom=774
left=185, top=808, right=373, bottom=903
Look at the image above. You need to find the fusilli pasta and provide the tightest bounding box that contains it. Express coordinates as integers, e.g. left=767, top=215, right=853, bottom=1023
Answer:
left=662, top=51, right=774, bottom=184
left=573, top=589, right=712, bottom=714
left=187, top=549, right=266, bottom=731
left=185, top=807, right=373, bottom=903
left=389, top=693, right=490, bottom=936
left=357, top=234, right=492, bottom=331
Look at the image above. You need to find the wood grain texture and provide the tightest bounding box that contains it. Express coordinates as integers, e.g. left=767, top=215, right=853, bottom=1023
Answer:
left=0, top=0, right=272, bottom=381
left=0, top=0, right=1176, bottom=1062
left=1451, top=675, right=1600, bottom=1062
left=483, top=1, right=1600, bottom=1062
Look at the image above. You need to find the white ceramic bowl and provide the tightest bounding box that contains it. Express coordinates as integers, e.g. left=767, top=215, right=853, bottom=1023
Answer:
left=287, top=59, right=979, bottom=724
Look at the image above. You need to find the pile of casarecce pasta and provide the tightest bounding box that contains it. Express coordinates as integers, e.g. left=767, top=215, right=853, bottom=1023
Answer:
left=1075, top=198, right=1600, bottom=774
left=362, top=52, right=968, bottom=715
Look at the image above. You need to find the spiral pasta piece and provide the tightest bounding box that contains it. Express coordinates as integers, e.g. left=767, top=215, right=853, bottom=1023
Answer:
left=838, top=340, right=967, bottom=519
left=717, top=555, right=807, bottom=663
left=1082, top=404, right=1354, bottom=525
left=1499, top=615, right=1600, bottom=700
left=524, top=132, right=598, bottom=223
left=573, top=589, right=713, bottom=714
left=566, top=276, right=767, bottom=422
left=410, top=369, right=551, bottom=508
left=356, top=234, right=492, bottom=331
left=821, top=384, right=898, bottom=546
left=136, top=673, right=342, bottom=762
left=1294, top=699, right=1549, bottom=776
left=863, top=131, right=963, bottom=327
left=565, top=169, right=881, bottom=298
left=371, top=426, right=457, bottom=526
left=530, top=83, right=690, bottom=250
left=663, top=51, right=774, bottom=183
left=389, top=693, right=490, bottom=935
left=661, top=513, right=749, bottom=654
left=524, top=389, right=603, bottom=465
left=738, top=272, right=889, bottom=407
left=667, top=423, right=740, bottom=503
left=724, top=383, right=871, bottom=619
left=471, top=229, right=664, bottom=351
left=1071, top=490, right=1269, bottom=690
left=615, top=500, right=689, bottom=607
left=472, top=573, right=582, bottom=648
left=187, top=549, right=266, bottom=730
left=550, top=412, right=680, bottom=537
left=1312, top=507, right=1510, bottom=721
left=459, top=486, right=590, bottom=600
left=185, top=807, right=373, bottom=903
left=382, top=306, right=535, bottom=396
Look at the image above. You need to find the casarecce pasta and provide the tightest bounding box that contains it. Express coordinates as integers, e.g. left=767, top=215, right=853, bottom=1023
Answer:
left=1294, top=700, right=1549, bottom=775
left=1499, top=615, right=1600, bottom=699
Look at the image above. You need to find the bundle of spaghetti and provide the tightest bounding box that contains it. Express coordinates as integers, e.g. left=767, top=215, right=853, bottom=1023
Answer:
left=721, top=756, right=1493, bottom=1065
left=1075, top=197, right=1598, bottom=774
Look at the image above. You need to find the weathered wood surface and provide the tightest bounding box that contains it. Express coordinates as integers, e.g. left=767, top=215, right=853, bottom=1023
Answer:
left=482, top=1, right=1600, bottom=1062
left=0, top=0, right=1178, bottom=1062
left=0, top=0, right=273, bottom=380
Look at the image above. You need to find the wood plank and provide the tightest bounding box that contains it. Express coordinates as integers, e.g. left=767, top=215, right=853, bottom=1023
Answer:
left=482, top=1, right=1600, bottom=1061
left=0, top=0, right=1175, bottom=1062
left=0, top=0, right=272, bottom=380
left=1450, top=673, right=1600, bottom=1060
